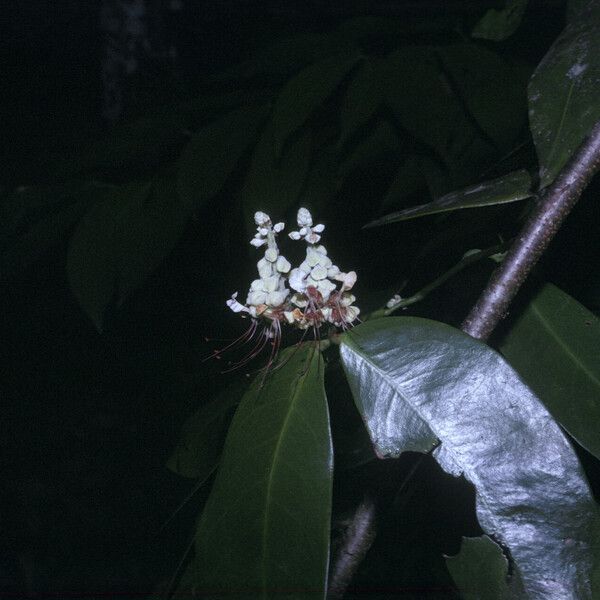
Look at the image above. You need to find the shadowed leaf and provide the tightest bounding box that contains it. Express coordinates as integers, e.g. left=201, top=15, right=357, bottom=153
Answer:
left=499, top=283, right=600, bottom=461
left=67, top=179, right=191, bottom=330
left=177, top=103, right=270, bottom=212
left=241, top=123, right=312, bottom=235
left=446, top=536, right=510, bottom=600
left=167, top=382, right=245, bottom=479
left=472, top=0, right=529, bottom=42
left=341, top=317, right=599, bottom=598
left=272, top=51, right=360, bottom=158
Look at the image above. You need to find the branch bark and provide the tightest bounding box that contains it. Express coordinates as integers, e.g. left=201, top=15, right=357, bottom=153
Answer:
left=328, top=120, right=600, bottom=598
left=462, top=121, right=600, bottom=339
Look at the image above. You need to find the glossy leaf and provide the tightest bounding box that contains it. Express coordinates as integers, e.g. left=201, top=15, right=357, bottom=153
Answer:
left=240, top=122, right=312, bottom=234
left=271, top=51, right=360, bottom=158
left=446, top=536, right=510, bottom=600
left=338, top=58, right=384, bottom=148
left=366, top=169, right=532, bottom=226
left=167, top=382, right=244, bottom=479
left=498, top=283, right=600, bottom=460
left=472, top=0, right=529, bottom=42
left=528, top=2, right=600, bottom=187
left=193, top=345, right=333, bottom=598
left=340, top=317, right=599, bottom=598
left=68, top=179, right=190, bottom=330
left=177, top=103, right=270, bottom=212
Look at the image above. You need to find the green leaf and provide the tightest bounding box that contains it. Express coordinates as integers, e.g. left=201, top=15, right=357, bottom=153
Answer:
left=1, top=182, right=110, bottom=277
left=498, top=283, right=600, bottom=461
left=272, top=51, right=360, bottom=158
left=240, top=122, right=312, bottom=232
left=193, top=344, right=333, bottom=598
left=438, top=44, right=527, bottom=151
left=472, top=0, right=529, bottom=42
left=446, top=536, right=510, bottom=600
left=379, top=155, right=447, bottom=213
left=337, top=121, right=400, bottom=181
left=340, top=317, right=599, bottom=598
left=366, top=169, right=532, bottom=226
left=338, top=58, right=384, bottom=148
left=177, top=103, right=271, bottom=212
left=67, top=179, right=190, bottom=330
left=528, top=2, right=600, bottom=187
left=167, top=382, right=244, bottom=479
left=383, top=46, right=494, bottom=181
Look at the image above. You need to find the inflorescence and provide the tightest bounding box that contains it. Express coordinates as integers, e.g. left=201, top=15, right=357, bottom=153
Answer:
left=220, top=207, right=360, bottom=371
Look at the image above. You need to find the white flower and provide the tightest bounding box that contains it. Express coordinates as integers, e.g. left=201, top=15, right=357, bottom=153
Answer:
left=226, top=292, right=249, bottom=313
left=386, top=294, right=402, bottom=309
left=288, top=208, right=326, bottom=244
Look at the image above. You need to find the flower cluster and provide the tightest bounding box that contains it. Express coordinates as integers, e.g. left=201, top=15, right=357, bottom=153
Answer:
left=227, top=208, right=360, bottom=336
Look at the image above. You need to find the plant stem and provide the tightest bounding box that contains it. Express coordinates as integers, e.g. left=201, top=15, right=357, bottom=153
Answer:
left=462, top=121, right=600, bottom=340
left=327, top=495, right=378, bottom=599
left=369, top=242, right=508, bottom=320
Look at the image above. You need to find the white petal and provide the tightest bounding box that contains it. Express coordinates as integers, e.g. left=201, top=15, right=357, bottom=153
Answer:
left=283, top=311, right=295, bottom=324
left=254, top=211, right=270, bottom=225
left=289, top=268, right=307, bottom=292
left=311, top=264, right=328, bottom=280
left=297, top=207, right=313, bottom=227
left=318, top=279, right=336, bottom=294
left=288, top=231, right=302, bottom=240
left=250, top=278, right=265, bottom=291
left=265, top=247, right=278, bottom=262
left=312, top=223, right=325, bottom=233
left=306, top=232, right=321, bottom=244
left=306, top=247, right=320, bottom=267
left=257, top=259, right=272, bottom=279
left=250, top=238, right=266, bottom=247
left=258, top=227, right=269, bottom=236
left=273, top=222, right=285, bottom=233
left=315, top=245, right=327, bottom=254
left=268, top=290, right=288, bottom=306
left=264, top=275, right=279, bottom=293
left=341, top=271, right=357, bottom=291
left=227, top=296, right=249, bottom=313
left=276, top=255, right=291, bottom=273
left=327, top=265, right=340, bottom=277
left=247, top=290, right=267, bottom=305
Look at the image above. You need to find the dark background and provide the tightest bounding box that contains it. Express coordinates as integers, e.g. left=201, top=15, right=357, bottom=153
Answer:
left=2, top=1, right=598, bottom=598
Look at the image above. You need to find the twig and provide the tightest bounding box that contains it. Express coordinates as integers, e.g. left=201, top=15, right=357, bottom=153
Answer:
left=369, top=242, right=508, bottom=320
left=327, top=495, right=377, bottom=600
left=462, top=121, right=600, bottom=340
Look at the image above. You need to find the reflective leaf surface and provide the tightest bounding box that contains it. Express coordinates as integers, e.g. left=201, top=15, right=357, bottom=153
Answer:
left=340, top=317, right=599, bottom=599
left=366, top=169, right=532, bottom=226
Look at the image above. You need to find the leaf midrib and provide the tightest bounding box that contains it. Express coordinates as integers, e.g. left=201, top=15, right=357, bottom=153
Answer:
left=260, top=352, right=318, bottom=598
